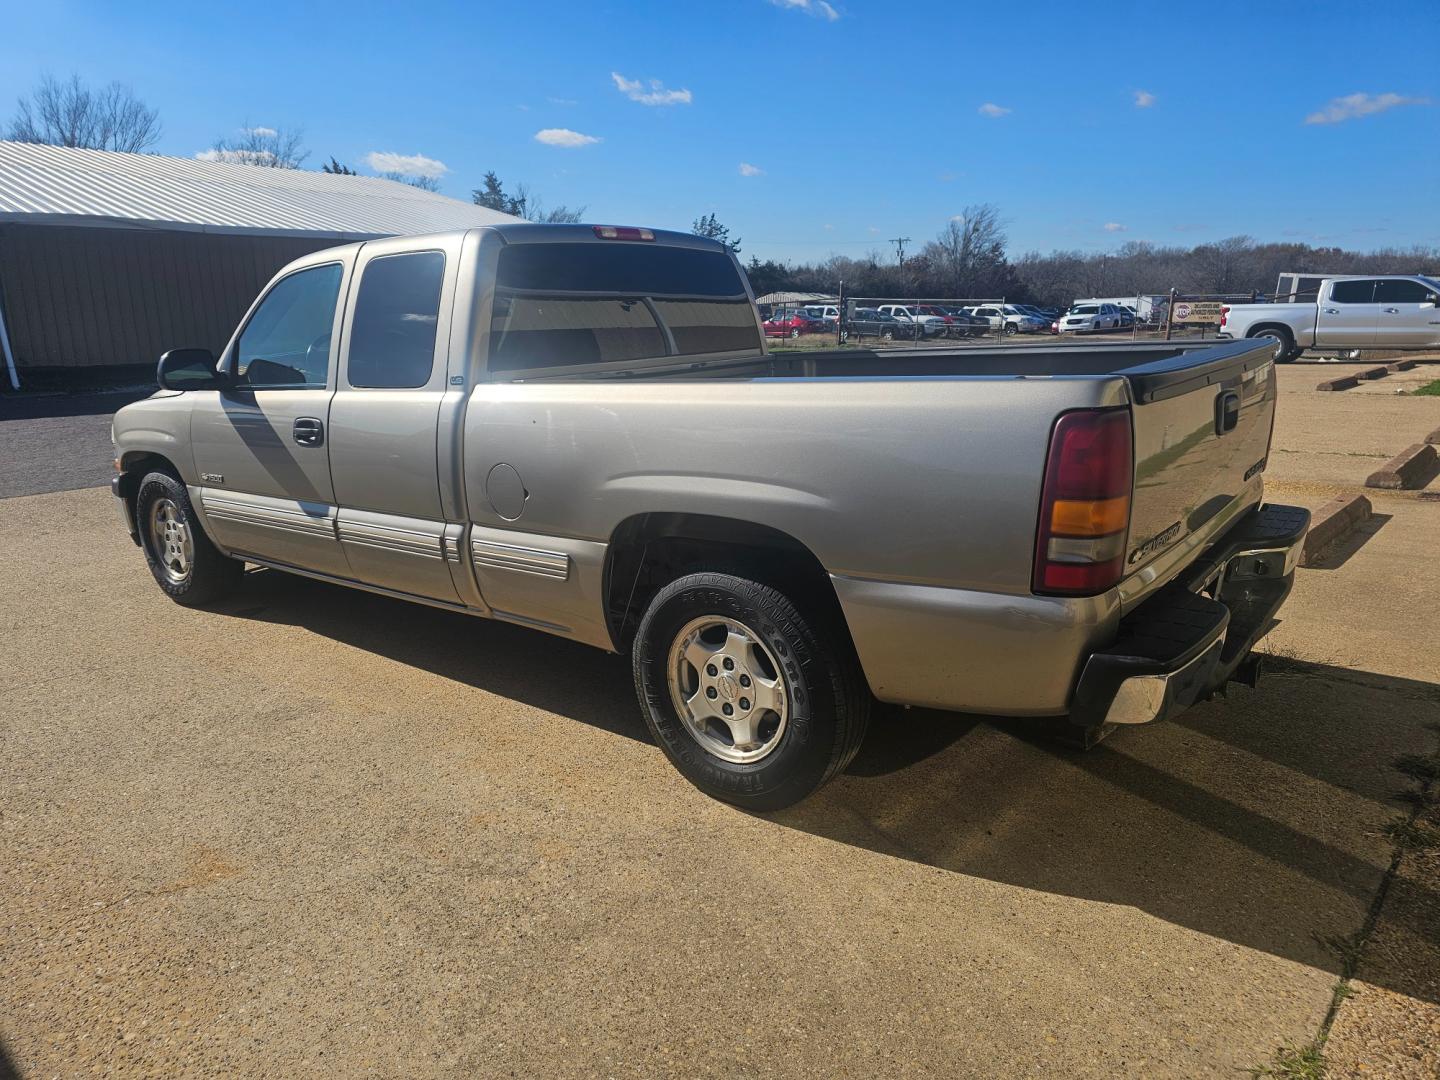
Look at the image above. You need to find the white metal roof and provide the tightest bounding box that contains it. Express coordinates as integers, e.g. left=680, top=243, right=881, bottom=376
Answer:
left=0, top=141, right=520, bottom=240
left=754, top=291, right=838, bottom=306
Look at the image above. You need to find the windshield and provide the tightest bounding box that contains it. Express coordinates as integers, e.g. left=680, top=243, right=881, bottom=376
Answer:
left=1070, top=305, right=1099, bottom=315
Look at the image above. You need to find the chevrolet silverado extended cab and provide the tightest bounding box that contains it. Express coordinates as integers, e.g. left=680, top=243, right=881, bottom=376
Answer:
left=112, top=224, right=1308, bottom=809
left=1219, top=274, right=1440, bottom=361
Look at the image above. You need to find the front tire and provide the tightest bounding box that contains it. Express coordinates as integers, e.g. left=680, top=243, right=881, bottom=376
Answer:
left=135, top=470, right=242, bottom=606
left=632, top=572, right=871, bottom=810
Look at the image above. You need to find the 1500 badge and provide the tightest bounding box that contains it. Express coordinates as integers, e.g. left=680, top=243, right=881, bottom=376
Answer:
left=1129, top=520, right=1183, bottom=564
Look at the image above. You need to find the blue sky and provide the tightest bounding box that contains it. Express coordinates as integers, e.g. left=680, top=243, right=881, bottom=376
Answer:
left=1, top=0, right=1437, bottom=262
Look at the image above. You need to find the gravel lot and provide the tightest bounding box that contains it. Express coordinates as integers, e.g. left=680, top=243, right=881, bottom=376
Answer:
left=1, top=366, right=1437, bottom=1077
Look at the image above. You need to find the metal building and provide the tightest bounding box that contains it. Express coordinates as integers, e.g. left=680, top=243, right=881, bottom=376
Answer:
left=0, top=141, right=519, bottom=389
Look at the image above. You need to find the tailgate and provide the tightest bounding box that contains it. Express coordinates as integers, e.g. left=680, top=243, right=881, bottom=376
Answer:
left=1120, top=341, right=1277, bottom=592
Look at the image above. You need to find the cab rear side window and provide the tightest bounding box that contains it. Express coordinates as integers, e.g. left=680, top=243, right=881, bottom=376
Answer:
left=489, top=243, right=759, bottom=372
left=347, top=251, right=445, bottom=389
left=1329, top=280, right=1377, bottom=304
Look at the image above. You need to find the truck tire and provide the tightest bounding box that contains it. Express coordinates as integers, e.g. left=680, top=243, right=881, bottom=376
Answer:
left=1249, top=326, right=1296, bottom=363
left=135, top=470, right=243, bottom=606
left=881, top=328, right=894, bottom=341
left=632, top=572, right=871, bottom=810
left=1004, top=322, right=1018, bottom=335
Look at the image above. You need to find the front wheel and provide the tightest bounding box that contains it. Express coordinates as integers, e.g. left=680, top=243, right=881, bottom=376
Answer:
left=1004, top=323, right=1018, bottom=335
left=632, top=572, right=871, bottom=810
left=135, top=470, right=242, bottom=606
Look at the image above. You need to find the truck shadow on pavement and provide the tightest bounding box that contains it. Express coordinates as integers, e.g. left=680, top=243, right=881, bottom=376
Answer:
left=223, top=569, right=1439, bottom=1005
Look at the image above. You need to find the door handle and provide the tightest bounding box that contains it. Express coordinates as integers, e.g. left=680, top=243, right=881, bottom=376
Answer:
left=1322, top=308, right=1340, bottom=314
left=1382, top=307, right=1400, bottom=314
left=292, top=417, right=324, bottom=447
left=1215, top=390, right=1241, bottom=436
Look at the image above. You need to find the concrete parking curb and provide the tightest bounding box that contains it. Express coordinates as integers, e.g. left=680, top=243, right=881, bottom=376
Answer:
left=1386, top=359, right=1416, bottom=372
left=1356, top=366, right=1389, bottom=380
left=1300, top=494, right=1372, bottom=567
left=1365, top=443, right=1439, bottom=490
left=1316, top=375, right=1358, bottom=391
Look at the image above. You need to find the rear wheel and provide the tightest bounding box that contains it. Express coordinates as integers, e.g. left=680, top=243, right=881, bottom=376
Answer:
left=135, top=470, right=242, bottom=606
left=632, top=572, right=871, bottom=810
left=881, top=328, right=894, bottom=341
left=1249, top=327, right=1296, bottom=363
left=789, top=328, right=800, bottom=339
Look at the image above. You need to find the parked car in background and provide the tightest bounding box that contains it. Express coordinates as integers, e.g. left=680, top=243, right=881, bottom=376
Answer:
left=965, top=304, right=1047, bottom=335
left=1218, top=274, right=1440, bottom=361
left=804, top=304, right=840, bottom=325
left=847, top=307, right=919, bottom=340
left=1057, top=303, right=1126, bottom=333
left=914, top=304, right=972, bottom=338
left=763, top=311, right=827, bottom=338
left=942, top=307, right=991, bottom=337
left=877, top=304, right=947, bottom=337
left=1077, top=295, right=1168, bottom=323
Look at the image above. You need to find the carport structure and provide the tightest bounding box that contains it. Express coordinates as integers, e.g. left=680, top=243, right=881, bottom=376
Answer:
left=0, top=141, right=518, bottom=389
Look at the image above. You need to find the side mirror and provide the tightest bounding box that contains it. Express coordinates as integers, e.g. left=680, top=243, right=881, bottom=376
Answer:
left=157, top=348, right=225, bottom=391
left=1426, top=294, right=1439, bottom=308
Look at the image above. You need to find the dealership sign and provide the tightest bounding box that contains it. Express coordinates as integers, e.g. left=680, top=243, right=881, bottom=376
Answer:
left=1172, top=301, right=1224, bottom=323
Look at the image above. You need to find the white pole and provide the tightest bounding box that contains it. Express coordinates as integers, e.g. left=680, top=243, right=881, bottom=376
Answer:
left=0, top=292, right=18, bottom=391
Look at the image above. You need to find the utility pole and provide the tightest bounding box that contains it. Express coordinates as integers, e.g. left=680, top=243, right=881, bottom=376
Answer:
left=890, top=236, right=910, bottom=265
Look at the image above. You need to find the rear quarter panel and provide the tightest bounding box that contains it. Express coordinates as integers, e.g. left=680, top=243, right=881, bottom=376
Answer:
left=460, top=374, right=1130, bottom=595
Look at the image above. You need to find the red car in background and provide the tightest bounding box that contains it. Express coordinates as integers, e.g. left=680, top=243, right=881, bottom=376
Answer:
left=763, top=311, right=828, bottom=338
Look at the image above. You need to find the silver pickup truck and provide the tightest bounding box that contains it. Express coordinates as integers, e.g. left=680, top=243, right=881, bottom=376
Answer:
left=1220, top=274, right=1440, bottom=361
left=112, top=224, right=1308, bottom=808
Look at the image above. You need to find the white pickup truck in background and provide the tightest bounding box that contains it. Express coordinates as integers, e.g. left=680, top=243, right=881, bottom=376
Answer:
left=1219, top=274, right=1440, bottom=361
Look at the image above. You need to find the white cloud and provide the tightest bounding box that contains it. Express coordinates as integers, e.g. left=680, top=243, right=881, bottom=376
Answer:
left=867, top=226, right=879, bottom=234
left=768, top=0, right=839, bottom=20
left=547, top=96, right=579, bottom=106
left=611, top=72, right=692, bottom=106
left=738, top=162, right=763, bottom=176
left=534, top=128, right=601, bottom=148
left=1304, top=92, right=1430, bottom=125
left=1133, top=90, right=1155, bottom=108
left=246, top=125, right=278, bottom=137
left=977, top=102, right=1011, bottom=118
left=949, top=214, right=965, bottom=223
left=364, top=151, right=450, bottom=179
left=1103, top=222, right=1127, bottom=232
left=823, top=223, right=834, bottom=231
left=195, top=148, right=277, bottom=166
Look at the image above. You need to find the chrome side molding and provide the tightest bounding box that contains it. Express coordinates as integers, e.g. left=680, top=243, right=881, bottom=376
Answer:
left=470, top=538, right=571, bottom=580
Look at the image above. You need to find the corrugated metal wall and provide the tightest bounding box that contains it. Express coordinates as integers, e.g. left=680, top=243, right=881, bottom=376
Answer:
left=0, top=223, right=341, bottom=373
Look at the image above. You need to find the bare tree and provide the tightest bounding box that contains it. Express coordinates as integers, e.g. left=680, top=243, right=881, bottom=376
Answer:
left=205, top=124, right=308, bottom=168
left=380, top=170, right=441, bottom=192
left=921, top=204, right=1009, bottom=297
left=7, top=74, right=161, bottom=152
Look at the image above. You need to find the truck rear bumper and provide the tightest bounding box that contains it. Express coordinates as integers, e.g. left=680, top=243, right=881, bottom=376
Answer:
left=1068, top=503, right=1309, bottom=728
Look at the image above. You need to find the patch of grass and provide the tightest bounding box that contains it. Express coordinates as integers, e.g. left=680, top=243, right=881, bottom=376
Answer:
left=1410, top=378, right=1440, bottom=396
left=1247, top=1041, right=1327, bottom=1079
left=1381, top=816, right=1440, bottom=850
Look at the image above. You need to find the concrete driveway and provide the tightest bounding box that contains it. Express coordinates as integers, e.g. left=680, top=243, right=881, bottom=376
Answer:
left=1, top=368, right=1437, bottom=1077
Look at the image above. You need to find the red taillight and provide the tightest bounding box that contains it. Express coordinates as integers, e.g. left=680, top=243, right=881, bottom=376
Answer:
left=593, top=225, right=655, bottom=241
left=1220, top=305, right=1229, bottom=328
left=1033, top=409, right=1133, bottom=596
